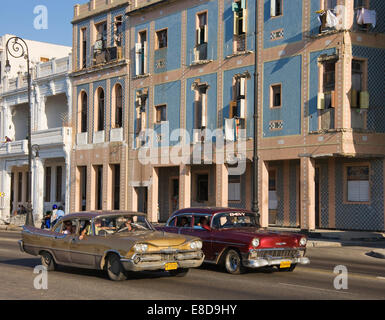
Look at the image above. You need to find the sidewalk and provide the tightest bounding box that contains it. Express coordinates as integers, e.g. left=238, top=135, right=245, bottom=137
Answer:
left=267, top=226, right=385, bottom=248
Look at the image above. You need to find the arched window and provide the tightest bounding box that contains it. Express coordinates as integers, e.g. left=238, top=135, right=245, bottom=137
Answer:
left=114, top=84, right=123, bottom=128
left=96, top=88, right=105, bottom=132
left=80, top=91, right=88, bottom=133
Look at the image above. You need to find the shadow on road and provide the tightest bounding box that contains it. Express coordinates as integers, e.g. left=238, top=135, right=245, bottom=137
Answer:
left=198, top=263, right=276, bottom=274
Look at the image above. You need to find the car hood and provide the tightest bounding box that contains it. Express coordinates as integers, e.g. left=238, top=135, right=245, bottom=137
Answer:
left=217, top=227, right=303, bottom=247
left=112, top=230, right=191, bottom=247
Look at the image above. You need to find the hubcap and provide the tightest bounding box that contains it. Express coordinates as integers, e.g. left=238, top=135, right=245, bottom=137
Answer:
left=228, top=253, right=239, bottom=271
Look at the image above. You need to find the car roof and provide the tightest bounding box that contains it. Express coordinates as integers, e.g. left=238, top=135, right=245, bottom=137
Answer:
left=172, top=207, right=254, bottom=216
left=62, top=211, right=146, bottom=220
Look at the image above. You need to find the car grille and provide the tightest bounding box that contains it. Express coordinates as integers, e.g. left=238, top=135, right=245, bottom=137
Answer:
left=253, top=249, right=302, bottom=259
left=137, top=251, right=202, bottom=262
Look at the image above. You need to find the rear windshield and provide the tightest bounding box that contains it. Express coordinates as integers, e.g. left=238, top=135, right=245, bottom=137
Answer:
left=212, top=212, right=260, bottom=229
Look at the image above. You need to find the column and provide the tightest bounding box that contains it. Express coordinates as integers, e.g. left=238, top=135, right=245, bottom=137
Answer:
left=215, top=164, right=228, bottom=207
left=260, top=160, right=269, bottom=228
left=300, top=157, right=316, bottom=230
left=32, top=158, right=45, bottom=221
left=0, top=164, right=12, bottom=223
left=64, top=152, right=71, bottom=214
left=179, top=164, right=191, bottom=209
left=147, top=167, right=159, bottom=222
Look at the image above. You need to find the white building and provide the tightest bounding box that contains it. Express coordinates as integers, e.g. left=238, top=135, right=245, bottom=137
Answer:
left=0, top=36, right=72, bottom=225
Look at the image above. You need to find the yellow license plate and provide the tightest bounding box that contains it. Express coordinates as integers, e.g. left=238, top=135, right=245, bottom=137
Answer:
left=165, top=262, right=178, bottom=271
left=280, top=261, right=291, bottom=269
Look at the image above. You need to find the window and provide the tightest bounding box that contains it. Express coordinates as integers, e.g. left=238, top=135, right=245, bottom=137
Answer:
left=323, top=60, right=336, bottom=109
left=351, top=59, right=368, bottom=108
left=136, top=31, right=148, bottom=76
left=196, top=12, right=208, bottom=45
left=79, top=166, right=87, bottom=211
left=40, top=57, right=49, bottom=63
left=44, top=168, right=51, bottom=202
left=271, top=84, right=281, bottom=108
left=112, top=164, right=120, bottom=210
left=156, top=29, right=167, bottom=49
left=228, top=176, right=241, bottom=201
left=56, top=166, right=62, bottom=202
left=324, top=0, right=337, bottom=10
left=347, top=165, right=369, bottom=202
left=194, top=84, right=208, bottom=130
left=95, top=21, right=107, bottom=48
left=114, top=84, right=123, bottom=128
left=114, top=16, right=123, bottom=47
left=271, top=0, right=282, bottom=17
left=96, top=88, right=105, bottom=132
left=81, top=28, right=87, bottom=69
left=197, top=174, right=209, bottom=202
left=94, top=165, right=103, bottom=210
left=193, top=215, right=211, bottom=228
left=80, top=92, right=88, bottom=133
left=269, top=169, right=278, bottom=210
left=155, top=105, right=167, bottom=123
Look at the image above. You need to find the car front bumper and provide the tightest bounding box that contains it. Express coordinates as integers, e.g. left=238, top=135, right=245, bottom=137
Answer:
left=243, top=256, right=310, bottom=268
left=18, top=240, right=25, bottom=253
left=120, top=250, right=205, bottom=272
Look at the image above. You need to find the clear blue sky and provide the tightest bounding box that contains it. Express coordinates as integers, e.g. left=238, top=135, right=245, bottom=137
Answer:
left=0, top=0, right=89, bottom=47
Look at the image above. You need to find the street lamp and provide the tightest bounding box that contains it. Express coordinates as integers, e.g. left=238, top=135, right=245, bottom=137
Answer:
left=252, top=2, right=261, bottom=224
left=5, top=36, right=34, bottom=226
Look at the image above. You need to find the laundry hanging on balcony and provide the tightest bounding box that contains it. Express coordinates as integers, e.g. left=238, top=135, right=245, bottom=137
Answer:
left=356, top=8, right=376, bottom=28
left=316, top=9, right=338, bottom=30
left=225, top=118, right=236, bottom=142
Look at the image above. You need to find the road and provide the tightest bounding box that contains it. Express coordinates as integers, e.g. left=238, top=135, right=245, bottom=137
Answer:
left=0, top=231, right=384, bottom=300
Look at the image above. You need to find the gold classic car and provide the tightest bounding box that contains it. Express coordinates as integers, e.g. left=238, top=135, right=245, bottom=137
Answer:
left=19, top=211, right=204, bottom=281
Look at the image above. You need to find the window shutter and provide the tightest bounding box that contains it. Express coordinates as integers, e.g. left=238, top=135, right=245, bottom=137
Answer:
left=351, top=89, right=358, bottom=108
left=241, top=0, right=247, bottom=9
left=317, top=92, right=325, bottom=110
left=242, top=9, right=247, bottom=33
left=234, top=12, right=240, bottom=35
left=229, top=100, right=238, bottom=118
left=239, top=99, right=246, bottom=119
left=196, top=29, right=200, bottom=45
left=331, top=90, right=336, bottom=108
left=360, top=91, right=369, bottom=109
left=271, top=0, right=276, bottom=17
left=204, top=25, right=208, bottom=43
left=143, top=41, right=148, bottom=74
left=201, top=93, right=207, bottom=128
left=240, top=77, right=246, bottom=97
left=135, top=43, right=142, bottom=75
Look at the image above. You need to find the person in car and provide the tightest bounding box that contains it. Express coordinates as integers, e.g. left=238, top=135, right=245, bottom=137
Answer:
left=63, top=221, right=73, bottom=235
left=199, top=217, right=211, bottom=231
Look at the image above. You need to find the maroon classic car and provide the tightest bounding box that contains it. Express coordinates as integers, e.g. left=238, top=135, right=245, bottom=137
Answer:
left=157, top=208, right=310, bottom=274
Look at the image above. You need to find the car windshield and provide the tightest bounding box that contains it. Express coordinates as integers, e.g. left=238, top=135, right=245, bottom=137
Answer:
left=94, top=214, right=153, bottom=235
left=212, top=212, right=260, bottom=229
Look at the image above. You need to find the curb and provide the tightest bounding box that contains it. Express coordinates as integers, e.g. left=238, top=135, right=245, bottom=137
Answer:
left=0, top=225, right=22, bottom=232
left=307, top=240, right=342, bottom=248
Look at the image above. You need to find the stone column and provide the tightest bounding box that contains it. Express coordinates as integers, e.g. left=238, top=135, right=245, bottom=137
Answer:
left=0, top=163, right=12, bottom=223
left=215, top=163, right=228, bottom=207
left=260, top=160, right=269, bottom=228
left=147, top=167, right=159, bottom=222
left=300, top=157, right=316, bottom=230
left=32, top=157, right=45, bottom=221
left=64, top=151, right=71, bottom=214
left=179, top=164, right=191, bottom=209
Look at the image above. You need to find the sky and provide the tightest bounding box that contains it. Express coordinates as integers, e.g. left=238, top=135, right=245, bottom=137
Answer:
left=0, top=0, right=89, bottom=47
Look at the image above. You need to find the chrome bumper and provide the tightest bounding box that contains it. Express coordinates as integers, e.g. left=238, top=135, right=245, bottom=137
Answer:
left=243, top=256, right=310, bottom=268
left=120, top=250, right=205, bottom=272
left=18, top=240, right=25, bottom=253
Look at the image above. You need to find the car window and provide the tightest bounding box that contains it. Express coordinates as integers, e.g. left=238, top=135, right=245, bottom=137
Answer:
left=94, top=215, right=153, bottom=236
left=193, top=215, right=211, bottom=229
left=61, top=219, right=78, bottom=235
left=176, top=215, right=192, bottom=228
left=78, top=220, right=92, bottom=237
left=212, top=212, right=259, bottom=229
left=168, top=217, right=177, bottom=227
left=53, top=222, right=63, bottom=234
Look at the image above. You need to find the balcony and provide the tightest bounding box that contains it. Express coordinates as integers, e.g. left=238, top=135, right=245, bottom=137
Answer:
left=36, top=55, right=72, bottom=78
left=110, top=127, right=123, bottom=142
left=0, top=140, right=28, bottom=157
left=77, top=132, right=88, bottom=146
left=31, top=127, right=72, bottom=147
left=93, top=46, right=123, bottom=66
left=93, top=130, right=105, bottom=144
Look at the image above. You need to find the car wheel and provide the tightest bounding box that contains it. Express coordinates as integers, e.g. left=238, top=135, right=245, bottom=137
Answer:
left=277, top=263, right=297, bottom=272
left=169, top=268, right=189, bottom=277
left=224, top=249, right=245, bottom=274
left=41, top=251, right=56, bottom=271
left=106, top=254, right=127, bottom=281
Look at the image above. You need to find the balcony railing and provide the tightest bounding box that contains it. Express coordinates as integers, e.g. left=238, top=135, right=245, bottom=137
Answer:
left=0, top=140, right=28, bottom=156
left=93, top=46, right=123, bottom=66
left=31, top=127, right=72, bottom=146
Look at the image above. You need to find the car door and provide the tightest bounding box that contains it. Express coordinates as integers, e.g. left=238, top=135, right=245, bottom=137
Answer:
left=188, top=214, right=214, bottom=261
left=50, top=221, right=72, bottom=264
left=69, top=219, right=97, bottom=267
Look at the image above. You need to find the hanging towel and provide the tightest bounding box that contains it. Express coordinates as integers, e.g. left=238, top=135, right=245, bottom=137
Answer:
left=225, top=118, right=236, bottom=142
left=325, top=10, right=338, bottom=28
left=357, top=8, right=376, bottom=28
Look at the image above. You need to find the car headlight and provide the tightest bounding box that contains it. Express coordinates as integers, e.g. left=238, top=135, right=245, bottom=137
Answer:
left=299, top=237, right=307, bottom=246
left=190, top=240, right=202, bottom=250
left=133, top=243, right=148, bottom=253
left=251, top=238, right=260, bottom=248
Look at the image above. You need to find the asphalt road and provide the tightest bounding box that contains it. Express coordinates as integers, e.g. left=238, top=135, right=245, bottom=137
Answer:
left=0, top=231, right=384, bottom=300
